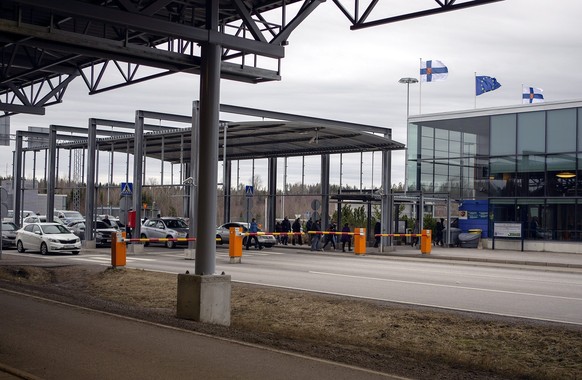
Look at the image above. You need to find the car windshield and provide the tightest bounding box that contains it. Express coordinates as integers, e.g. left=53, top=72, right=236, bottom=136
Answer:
left=64, top=211, right=83, bottom=219
left=42, top=224, right=71, bottom=234
left=165, top=219, right=188, bottom=229
left=2, top=223, right=17, bottom=231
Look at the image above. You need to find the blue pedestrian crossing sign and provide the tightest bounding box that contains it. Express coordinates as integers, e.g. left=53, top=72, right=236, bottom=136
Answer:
left=121, top=182, right=133, bottom=196
left=245, top=185, right=254, bottom=198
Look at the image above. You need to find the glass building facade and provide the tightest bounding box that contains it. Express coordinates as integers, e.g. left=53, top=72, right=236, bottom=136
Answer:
left=407, top=101, right=582, bottom=242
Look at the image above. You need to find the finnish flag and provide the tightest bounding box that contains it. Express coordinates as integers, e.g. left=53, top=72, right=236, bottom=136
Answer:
left=420, top=60, right=448, bottom=82
left=522, top=86, right=544, bottom=104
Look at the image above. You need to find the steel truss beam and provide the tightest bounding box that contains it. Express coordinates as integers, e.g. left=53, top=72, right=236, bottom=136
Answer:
left=332, top=0, right=505, bottom=30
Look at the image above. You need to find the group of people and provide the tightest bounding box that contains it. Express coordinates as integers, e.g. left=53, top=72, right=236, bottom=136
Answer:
left=307, top=219, right=352, bottom=252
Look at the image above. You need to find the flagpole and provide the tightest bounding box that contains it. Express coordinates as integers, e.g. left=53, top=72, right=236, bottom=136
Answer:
left=419, top=58, right=422, bottom=114
left=474, top=72, right=477, bottom=109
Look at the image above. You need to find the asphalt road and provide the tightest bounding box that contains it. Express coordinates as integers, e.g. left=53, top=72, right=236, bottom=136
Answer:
left=5, top=245, right=582, bottom=325
left=0, top=289, right=401, bottom=380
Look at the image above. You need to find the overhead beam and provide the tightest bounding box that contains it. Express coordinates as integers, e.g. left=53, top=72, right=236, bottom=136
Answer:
left=0, top=102, right=45, bottom=115
left=350, top=0, right=505, bottom=30
left=12, top=0, right=285, bottom=58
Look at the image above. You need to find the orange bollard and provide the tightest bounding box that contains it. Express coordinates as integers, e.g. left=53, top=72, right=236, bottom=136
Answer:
left=420, top=229, right=432, bottom=255
left=229, top=227, right=243, bottom=263
left=353, top=227, right=366, bottom=255
left=111, top=231, right=127, bottom=267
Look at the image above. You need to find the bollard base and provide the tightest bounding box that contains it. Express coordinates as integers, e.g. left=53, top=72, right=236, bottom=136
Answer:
left=177, top=273, right=231, bottom=326
left=229, top=256, right=241, bottom=264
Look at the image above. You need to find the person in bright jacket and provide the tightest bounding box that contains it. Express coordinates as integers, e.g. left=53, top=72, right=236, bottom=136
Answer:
left=245, top=218, right=262, bottom=250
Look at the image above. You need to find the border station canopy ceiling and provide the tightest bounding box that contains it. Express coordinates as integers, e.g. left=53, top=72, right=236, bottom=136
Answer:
left=23, top=105, right=406, bottom=162
left=1, top=0, right=503, bottom=117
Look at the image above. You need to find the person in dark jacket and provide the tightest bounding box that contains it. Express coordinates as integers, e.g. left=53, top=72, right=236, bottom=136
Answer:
left=340, top=223, right=351, bottom=252
left=281, top=216, right=291, bottom=245
left=322, top=223, right=336, bottom=250
left=310, top=219, right=322, bottom=251
left=292, top=218, right=302, bottom=245
left=373, top=221, right=381, bottom=248
left=435, top=218, right=444, bottom=246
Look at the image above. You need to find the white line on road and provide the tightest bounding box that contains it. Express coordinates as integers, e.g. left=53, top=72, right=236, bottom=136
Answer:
left=309, top=271, right=582, bottom=302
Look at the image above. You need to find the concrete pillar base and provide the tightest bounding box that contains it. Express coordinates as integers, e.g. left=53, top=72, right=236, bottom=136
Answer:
left=82, top=240, right=96, bottom=249
left=177, top=274, right=231, bottom=326
left=184, top=248, right=195, bottom=260
left=229, top=256, right=241, bottom=264
left=128, top=244, right=144, bottom=254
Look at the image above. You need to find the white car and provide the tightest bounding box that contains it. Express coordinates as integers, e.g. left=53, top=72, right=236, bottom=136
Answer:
left=16, top=222, right=81, bottom=255
left=216, top=222, right=277, bottom=248
left=140, top=217, right=189, bottom=248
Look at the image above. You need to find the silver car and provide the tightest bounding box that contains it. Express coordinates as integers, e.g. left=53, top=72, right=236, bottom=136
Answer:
left=2, top=221, right=18, bottom=249
left=216, top=222, right=277, bottom=248
left=16, top=222, right=81, bottom=255
left=140, top=217, right=189, bottom=249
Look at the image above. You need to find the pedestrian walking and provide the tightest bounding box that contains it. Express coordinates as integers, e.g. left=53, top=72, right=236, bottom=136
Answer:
left=310, top=219, right=322, bottom=251
left=281, top=216, right=291, bottom=245
left=292, top=218, right=302, bottom=245
left=245, top=218, right=263, bottom=250
left=435, top=218, right=444, bottom=246
left=322, top=223, right=336, bottom=250
left=373, top=221, right=381, bottom=248
left=341, top=223, right=352, bottom=252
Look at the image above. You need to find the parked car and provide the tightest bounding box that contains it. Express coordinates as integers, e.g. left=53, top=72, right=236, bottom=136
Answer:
left=216, top=222, right=277, bottom=248
left=68, top=220, right=118, bottom=247
left=140, top=217, right=189, bottom=248
left=55, top=210, right=84, bottom=224
left=22, top=215, right=70, bottom=229
left=1, top=221, right=19, bottom=249
left=4, top=210, right=36, bottom=222
left=16, top=222, right=81, bottom=255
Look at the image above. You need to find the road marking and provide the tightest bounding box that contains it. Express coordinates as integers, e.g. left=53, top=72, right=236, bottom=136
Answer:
left=233, top=280, right=582, bottom=326
left=308, top=271, right=582, bottom=302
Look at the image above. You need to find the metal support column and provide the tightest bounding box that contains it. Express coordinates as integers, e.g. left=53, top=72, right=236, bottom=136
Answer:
left=194, top=21, right=221, bottom=276
left=381, top=129, right=393, bottom=250
left=47, top=126, right=57, bottom=222
left=13, top=132, right=23, bottom=226
left=321, top=154, right=330, bottom=230
left=223, top=160, right=231, bottom=225
left=84, top=120, right=97, bottom=247
left=188, top=101, right=200, bottom=250
left=267, top=157, right=277, bottom=232
left=133, top=112, right=145, bottom=240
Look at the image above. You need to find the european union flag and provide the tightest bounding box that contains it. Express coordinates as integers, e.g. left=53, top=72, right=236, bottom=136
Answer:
left=476, top=76, right=501, bottom=96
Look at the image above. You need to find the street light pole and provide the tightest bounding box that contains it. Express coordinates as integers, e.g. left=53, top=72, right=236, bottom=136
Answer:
left=398, top=77, right=419, bottom=235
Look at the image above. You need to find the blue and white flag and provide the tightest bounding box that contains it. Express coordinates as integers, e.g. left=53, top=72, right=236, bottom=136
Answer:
left=476, top=76, right=501, bottom=96
left=420, top=60, right=448, bottom=82
left=522, top=86, right=544, bottom=104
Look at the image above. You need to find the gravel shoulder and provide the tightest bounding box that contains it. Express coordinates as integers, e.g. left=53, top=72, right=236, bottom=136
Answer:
left=0, top=263, right=580, bottom=380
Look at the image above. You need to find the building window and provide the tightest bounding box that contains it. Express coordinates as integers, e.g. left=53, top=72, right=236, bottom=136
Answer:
left=547, top=109, right=576, bottom=153
left=547, top=154, right=577, bottom=196
left=489, top=156, right=516, bottom=196
left=490, top=114, right=516, bottom=156
left=545, top=199, right=577, bottom=241
left=517, top=111, right=545, bottom=155
left=516, top=154, right=545, bottom=196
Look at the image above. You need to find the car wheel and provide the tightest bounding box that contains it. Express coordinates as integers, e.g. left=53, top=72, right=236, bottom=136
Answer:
left=264, top=244, right=273, bottom=248
left=140, top=233, right=149, bottom=247
left=216, top=234, right=223, bottom=245
left=165, top=236, right=175, bottom=249
left=40, top=242, right=48, bottom=255
left=16, top=240, right=25, bottom=253
left=71, top=251, right=80, bottom=255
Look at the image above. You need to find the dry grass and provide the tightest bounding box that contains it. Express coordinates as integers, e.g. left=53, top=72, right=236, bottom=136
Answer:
left=2, top=265, right=581, bottom=379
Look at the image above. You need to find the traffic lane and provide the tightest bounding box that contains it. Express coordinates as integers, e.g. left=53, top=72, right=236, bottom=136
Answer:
left=214, top=254, right=582, bottom=325
left=16, top=249, right=582, bottom=325
left=0, top=290, right=401, bottom=380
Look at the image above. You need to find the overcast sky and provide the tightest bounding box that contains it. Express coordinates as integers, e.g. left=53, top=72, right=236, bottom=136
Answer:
left=5, top=0, right=582, bottom=189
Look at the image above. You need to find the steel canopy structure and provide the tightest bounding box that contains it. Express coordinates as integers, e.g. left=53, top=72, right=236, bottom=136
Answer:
left=0, top=0, right=504, bottom=116
left=2, top=0, right=503, bottom=324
